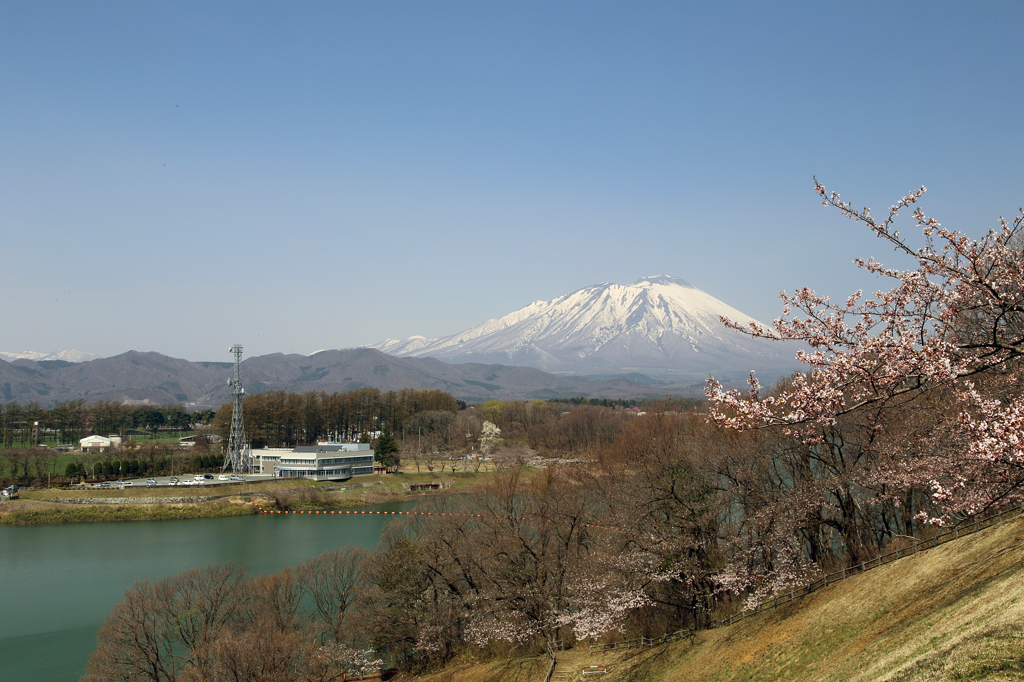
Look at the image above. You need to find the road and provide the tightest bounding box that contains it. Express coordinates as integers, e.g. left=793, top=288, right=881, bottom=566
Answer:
left=90, top=474, right=249, bottom=490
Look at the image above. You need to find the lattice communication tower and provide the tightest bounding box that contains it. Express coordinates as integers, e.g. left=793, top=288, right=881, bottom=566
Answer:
left=223, top=344, right=251, bottom=473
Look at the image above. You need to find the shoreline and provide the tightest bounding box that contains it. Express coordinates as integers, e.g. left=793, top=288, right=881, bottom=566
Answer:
left=0, top=498, right=258, bottom=525
left=0, top=470, right=502, bottom=526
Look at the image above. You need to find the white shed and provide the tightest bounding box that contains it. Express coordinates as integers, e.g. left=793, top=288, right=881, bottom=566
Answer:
left=80, top=435, right=112, bottom=453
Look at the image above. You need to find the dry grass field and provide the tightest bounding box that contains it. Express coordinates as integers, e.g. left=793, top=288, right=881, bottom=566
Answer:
left=400, top=514, right=1024, bottom=682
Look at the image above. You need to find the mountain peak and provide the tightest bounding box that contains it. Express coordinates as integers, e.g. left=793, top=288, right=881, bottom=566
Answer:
left=370, top=277, right=801, bottom=382
left=630, top=275, right=693, bottom=288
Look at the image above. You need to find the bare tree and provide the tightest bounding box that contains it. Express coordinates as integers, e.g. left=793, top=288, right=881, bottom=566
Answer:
left=84, top=565, right=249, bottom=682
left=297, top=547, right=366, bottom=644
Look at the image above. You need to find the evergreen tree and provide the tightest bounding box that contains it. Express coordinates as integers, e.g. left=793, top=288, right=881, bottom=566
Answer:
left=374, top=427, right=400, bottom=473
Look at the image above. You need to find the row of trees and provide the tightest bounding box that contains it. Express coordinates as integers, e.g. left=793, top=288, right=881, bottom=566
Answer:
left=62, top=452, right=227, bottom=480
left=427, top=400, right=692, bottom=456
left=214, top=388, right=704, bottom=460
left=212, top=388, right=459, bottom=448
left=4, top=446, right=66, bottom=483
left=0, top=400, right=214, bottom=447
left=4, top=442, right=219, bottom=485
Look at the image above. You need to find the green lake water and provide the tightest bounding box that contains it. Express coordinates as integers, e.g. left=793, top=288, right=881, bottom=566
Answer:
left=0, top=502, right=416, bottom=682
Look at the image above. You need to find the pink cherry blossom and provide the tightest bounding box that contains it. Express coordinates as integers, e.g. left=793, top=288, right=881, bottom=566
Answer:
left=707, top=180, right=1024, bottom=523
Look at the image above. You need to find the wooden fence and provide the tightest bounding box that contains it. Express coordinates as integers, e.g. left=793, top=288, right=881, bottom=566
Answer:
left=543, top=639, right=564, bottom=682
left=590, top=502, right=1024, bottom=655
left=589, top=628, right=696, bottom=655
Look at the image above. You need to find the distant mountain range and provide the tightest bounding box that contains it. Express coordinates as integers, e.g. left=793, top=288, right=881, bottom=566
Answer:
left=372, top=275, right=801, bottom=382
left=0, top=349, right=102, bottom=363
left=0, top=348, right=679, bottom=408
left=1, top=276, right=802, bottom=407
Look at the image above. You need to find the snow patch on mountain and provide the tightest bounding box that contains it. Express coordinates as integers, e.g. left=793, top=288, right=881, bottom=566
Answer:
left=0, top=349, right=102, bottom=363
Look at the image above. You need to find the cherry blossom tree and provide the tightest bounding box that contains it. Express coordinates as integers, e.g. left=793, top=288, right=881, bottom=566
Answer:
left=480, top=420, right=501, bottom=454
left=707, top=180, right=1024, bottom=523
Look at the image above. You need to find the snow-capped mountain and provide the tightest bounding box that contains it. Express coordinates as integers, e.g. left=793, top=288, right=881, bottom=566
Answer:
left=371, top=276, right=802, bottom=382
left=0, top=349, right=102, bottom=363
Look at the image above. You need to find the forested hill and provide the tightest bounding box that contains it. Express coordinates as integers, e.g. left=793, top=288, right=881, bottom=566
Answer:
left=0, top=348, right=676, bottom=407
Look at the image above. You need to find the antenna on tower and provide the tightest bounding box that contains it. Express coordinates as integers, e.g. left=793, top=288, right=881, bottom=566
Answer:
left=223, top=344, right=250, bottom=473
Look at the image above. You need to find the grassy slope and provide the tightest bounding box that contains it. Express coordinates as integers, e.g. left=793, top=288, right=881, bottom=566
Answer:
left=406, top=515, right=1024, bottom=682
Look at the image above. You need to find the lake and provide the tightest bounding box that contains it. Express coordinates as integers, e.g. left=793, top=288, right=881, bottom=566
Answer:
left=0, top=502, right=416, bottom=682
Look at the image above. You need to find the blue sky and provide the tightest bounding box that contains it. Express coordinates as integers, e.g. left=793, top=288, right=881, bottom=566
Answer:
left=2, top=1, right=1022, bottom=362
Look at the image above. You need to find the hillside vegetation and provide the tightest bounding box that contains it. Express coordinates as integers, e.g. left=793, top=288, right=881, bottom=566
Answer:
left=404, top=514, right=1024, bottom=682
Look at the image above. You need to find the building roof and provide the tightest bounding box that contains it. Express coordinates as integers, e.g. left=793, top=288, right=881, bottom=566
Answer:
left=293, top=443, right=371, bottom=453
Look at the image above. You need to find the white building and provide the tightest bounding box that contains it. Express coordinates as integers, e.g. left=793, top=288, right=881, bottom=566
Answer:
left=251, top=443, right=376, bottom=482
left=251, top=448, right=292, bottom=475
left=80, top=435, right=112, bottom=452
